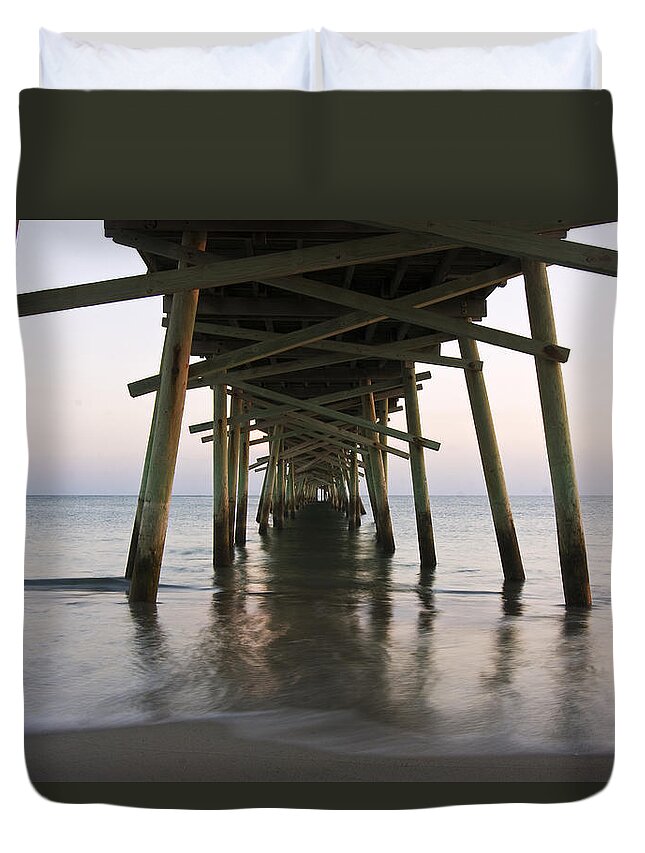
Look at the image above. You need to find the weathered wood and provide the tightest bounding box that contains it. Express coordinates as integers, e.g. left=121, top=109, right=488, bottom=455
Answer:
left=361, top=385, right=395, bottom=554
left=359, top=447, right=378, bottom=529
left=190, top=319, right=477, bottom=370
left=267, top=267, right=568, bottom=363
left=376, top=399, right=389, bottom=489
left=273, top=458, right=286, bottom=530
left=362, top=219, right=618, bottom=277
left=523, top=260, right=591, bottom=607
left=254, top=408, right=411, bottom=461
left=287, top=461, right=296, bottom=519
left=224, top=378, right=441, bottom=451
left=402, top=365, right=437, bottom=572
left=242, top=398, right=411, bottom=461
left=196, top=296, right=345, bottom=319
left=459, top=337, right=524, bottom=582
left=349, top=448, right=361, bottom=530
left=227, top=390, right=242, bottom=547
left=213, top=382, right=233, bottom=568
left=234, top=412, right=250, bottom=547
left=224, top=371, right=433, bottom=431
left=128, top=231, right=206, bottom=603
left=258, top=426, right=283, bottom=535
left=256, top=455, right=271, bottom=524
left=18, top=231, right=453, bottom=316
left=125, top=371, right=161, bottom=580
left=128, top=261, right=522, bottom=397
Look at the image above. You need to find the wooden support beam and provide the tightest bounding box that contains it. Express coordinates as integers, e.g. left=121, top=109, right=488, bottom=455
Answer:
left=376, top=399, right=389, bottom=489
left=223, top=371, right=433, bottom=432
left=258, top=426, right=283, bottom=535
left=255, top=452, right=271, bottom=523
left=128, top=261, right=518, bottom=397
left=125, top=365, right=161, bottom=580
left=279, top=411, right=412, bottom=461
left=18, top=231, right=453, bottom=316
left=227, top=390, right=242, bottom=547
left=265, top=268, right=568, bottom=363
left=213, top=382, right=233, bottom=568
left=234, top=399, right=250, bottom=547
left=361, top=383, right=395, bottom=554
left=349, top=448, right=361, bottom=530
left=273, top=457, right=286, bottom=529
left=190, top=319, right=476, bottom=371
left=523, top=260, right=591, bottom=607
left=402, top=364, right=437, bottom=573
left=225, top=378, right=441, bottom=451
left=360, top=219, right=617, bottom=277
left=396, top=248, right=459, bottom=341
left=128, top=231, right=205, bottom=603
left=459, top=336, right=524, bottom=582
left=359, top=446, right=378, bottom=528
left=286, top=461, right=296, bottom=519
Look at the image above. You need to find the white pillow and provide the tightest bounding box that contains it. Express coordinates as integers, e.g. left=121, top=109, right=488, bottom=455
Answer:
left=321, top=30, right=599, bottom=90
left=40, top=29, right=316, bottom=90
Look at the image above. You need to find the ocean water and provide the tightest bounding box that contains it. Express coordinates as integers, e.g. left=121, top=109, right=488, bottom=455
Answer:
left=23, top=495, right=613, bottom=757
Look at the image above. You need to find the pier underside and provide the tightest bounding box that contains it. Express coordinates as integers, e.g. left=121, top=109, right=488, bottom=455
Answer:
left=19, top=219, right=618, bottom=607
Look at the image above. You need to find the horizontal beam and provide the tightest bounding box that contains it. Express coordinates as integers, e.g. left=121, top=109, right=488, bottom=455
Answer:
left=255, top=409, right=411, bottom=461
left=265, top=271, right=568, bottom=363
left=361, top=219, right=617, bottom=277
left=225, top=379, right=440, bottom=451
left=189, top=372, right=431, bottom=433
left=19, top=230, right=453, bottom=316
left=195, top=295, right=344, bottom=319
left=189, top=319, right=478, bottom=370
left=130, top=260, right=520, bottom=397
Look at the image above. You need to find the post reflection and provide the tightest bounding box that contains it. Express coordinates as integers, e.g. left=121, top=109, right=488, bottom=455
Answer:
left=551, top=608, right=602, bottom=749
left=481, top=581, right=524, bottom=690
left=186, top=503, right=404, bottom=719
left=127, top=600, right=172, bottom=718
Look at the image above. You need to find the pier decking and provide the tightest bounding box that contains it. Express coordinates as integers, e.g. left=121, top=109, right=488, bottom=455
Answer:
left=17, top=220, right=618, bottom=607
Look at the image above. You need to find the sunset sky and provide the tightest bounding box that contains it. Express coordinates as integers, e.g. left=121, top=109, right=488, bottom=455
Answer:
left=16, top=219, right=616, bottom=496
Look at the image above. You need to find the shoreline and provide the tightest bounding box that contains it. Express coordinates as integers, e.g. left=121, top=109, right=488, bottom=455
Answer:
left=25, top=718, right=614, bottom=809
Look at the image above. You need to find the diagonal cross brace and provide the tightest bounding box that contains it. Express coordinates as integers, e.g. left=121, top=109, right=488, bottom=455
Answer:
left=128, top=260, right=525, bottom=397
left=224, top=378, right=441, bottom=451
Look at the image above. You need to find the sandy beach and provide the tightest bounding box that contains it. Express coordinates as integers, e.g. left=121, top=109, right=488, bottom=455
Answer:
left=25, top=719, right=613, bottom=809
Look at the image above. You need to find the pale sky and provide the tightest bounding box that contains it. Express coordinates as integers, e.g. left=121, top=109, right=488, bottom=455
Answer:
left=16, top=220, right=616, bottom=496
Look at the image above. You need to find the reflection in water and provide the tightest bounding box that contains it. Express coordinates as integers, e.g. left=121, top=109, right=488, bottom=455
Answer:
left=201, top=505, right=398, bottom=718
left=24, top=496, right=614, bottom=755
left=127, top=601, right=171, bottom=720
left=551, top=609, right=612, bottom=752
left=481, top=583, right=523, bottom=691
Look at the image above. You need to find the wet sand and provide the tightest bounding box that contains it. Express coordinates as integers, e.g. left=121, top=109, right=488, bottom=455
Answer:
left=25, top=719, right=613, bottom=809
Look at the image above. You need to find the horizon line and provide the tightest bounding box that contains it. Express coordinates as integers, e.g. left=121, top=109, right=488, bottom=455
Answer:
left=24, top=492, right=614, bottom=498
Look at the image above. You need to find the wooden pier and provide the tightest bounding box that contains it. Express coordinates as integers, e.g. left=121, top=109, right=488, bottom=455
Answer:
left=17, top=220, right=617, bottom=607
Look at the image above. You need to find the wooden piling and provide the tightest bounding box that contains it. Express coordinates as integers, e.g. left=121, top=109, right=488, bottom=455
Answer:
left=376, top=398, right=389, bottom=489
left=458, top=339, right=525, bottom=582
left=287, top=462, right=296, bottom=518
left=523, top=260, right=591, bottom=607
left=125, top=385, right=160, bottom=579
left=402, top=364, right=437, bottom=572
left=256, top=458, right=269, bottom=524
left=361, top=384, right=395, bottom=554
left=129, top=231, right=206, bottom=603
left=234, top=412, right=250, bottom=547
left=213, top=382, right=232, bottom=568
left=227, top=390, right=242, bottom=546
left=360, top=447, right=379, bottom=532
left=258, top=426, right=282, bottom=535
left=274, top=457, right=286, bottom=529
left=349, top=447, right=361, bottom=529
